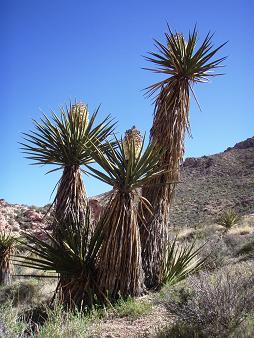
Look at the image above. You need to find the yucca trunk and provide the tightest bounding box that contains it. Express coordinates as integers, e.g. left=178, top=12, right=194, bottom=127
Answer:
left=0, top=248, right=13, bottom=285
left=54, top=165, right=88, bottom=240
left=140, top=82, right=189, bottom=288
left=58, top=271, right=101, bottom=309
left=97, top=191, right=144, bottom=299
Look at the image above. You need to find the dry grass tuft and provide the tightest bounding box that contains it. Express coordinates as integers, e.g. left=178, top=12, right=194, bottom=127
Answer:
left=228, top=225, right=254, bottom=235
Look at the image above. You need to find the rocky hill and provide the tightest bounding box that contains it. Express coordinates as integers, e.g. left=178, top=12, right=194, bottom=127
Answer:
left=0, top=199, right=51, bottom=237
left=170, top=136, right=254, bottom=227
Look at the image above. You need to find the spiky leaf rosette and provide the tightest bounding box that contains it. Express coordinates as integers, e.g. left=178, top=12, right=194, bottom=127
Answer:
left=21, top=103, right=115, bottom=237
left=87, top=137, right=165, bottom=299
left=0, top=232, right=17, bottom=285
left=14, top=207, right=108, bottom=309
left=21, top=104, right=115, bottom=169
left=159, top=237, right=206, bottom=287
left=140, top=26, right=227, bottom=288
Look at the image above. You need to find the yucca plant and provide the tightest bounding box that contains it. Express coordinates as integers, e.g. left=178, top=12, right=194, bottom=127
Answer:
left=21, top=103, right=115, bottom=239
left=140, top=27, right=227, bottom=287
left=14, top=207, right=106, bottom=309
left=159, top=237, right=206, bottom=287
left=0, top=231, right=17, bottom=285
left=218, top=209, right=241, bottom=229
left=87, top=131, right=165, bottom=299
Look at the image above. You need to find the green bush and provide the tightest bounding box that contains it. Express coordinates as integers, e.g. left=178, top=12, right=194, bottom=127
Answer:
left=114, top=297, right=152, bottom=319
left=35, top=305, right=92, bottom=338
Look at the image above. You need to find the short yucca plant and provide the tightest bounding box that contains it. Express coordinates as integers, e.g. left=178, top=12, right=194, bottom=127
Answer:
left=0, top=232, right=17, bottom=285
left=218, top=209, right=241, bottom=229
left=159, top=237, right=206, bottom=287
left=21, top=102, right=115, bottom=239
left=87, top=130, right=165, bottom=299
left=14, top=207, right=106, bottom=309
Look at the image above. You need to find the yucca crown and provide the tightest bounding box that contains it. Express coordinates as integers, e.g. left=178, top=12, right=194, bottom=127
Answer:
left=70, top=102, right=89, bottom=128
left=123, top=126, right=142, bottom=160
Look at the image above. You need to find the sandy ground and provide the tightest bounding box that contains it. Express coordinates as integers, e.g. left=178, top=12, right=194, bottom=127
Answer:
left=87, top=303, right=172, bottom=338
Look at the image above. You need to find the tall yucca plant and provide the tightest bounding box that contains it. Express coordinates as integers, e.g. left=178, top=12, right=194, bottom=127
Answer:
left=21, top=103, right=115, bottom=239
left=0, top=232, right=17, bottom=285
left=87, top=133, right=165, bottom=299
left=140, top=26, right=227, bottom=288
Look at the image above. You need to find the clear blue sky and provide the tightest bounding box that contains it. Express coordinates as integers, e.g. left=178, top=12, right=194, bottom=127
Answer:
left=1, top=0, right=253, bottom=206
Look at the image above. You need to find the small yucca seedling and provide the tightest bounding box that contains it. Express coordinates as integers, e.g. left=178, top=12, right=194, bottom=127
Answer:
left=0, top=231, right=17, bottom=285
left=218, top=209, right=241, bottom=229
left=122, top=126, right=143, bottom=160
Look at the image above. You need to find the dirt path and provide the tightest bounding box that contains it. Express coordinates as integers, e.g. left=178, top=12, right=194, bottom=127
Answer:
left=87, top=303, right=171, bottom=338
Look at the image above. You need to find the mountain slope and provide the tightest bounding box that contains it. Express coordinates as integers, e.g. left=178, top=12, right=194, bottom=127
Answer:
left=170, top=137, right=254, bottom=227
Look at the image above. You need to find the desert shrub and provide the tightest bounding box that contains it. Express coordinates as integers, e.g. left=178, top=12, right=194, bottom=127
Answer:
left=0, top=301, right=29, bottom=338
left=197, top=235, right=232, bottom=271
left=224, top=232, right=244, bottom=250
left=29, top=205, right=41, bottom=211
left=224, top=232, right=254, bottom=259
left=156, top=314, right=254, bottom=338
left=218, top=209, right=241, bottom=229
left=0, top=279, right=57, bottom=308
left=231, top=312, right=254, bottom=338
left=0, top=280, right=38, bottom=306
left=163, top=266, right=254, bottom=337
left=237, top=238, right=254, bottom=257
left=0, top=302, right=96, bottom=338
left=155, top=322, right=199, bottom=338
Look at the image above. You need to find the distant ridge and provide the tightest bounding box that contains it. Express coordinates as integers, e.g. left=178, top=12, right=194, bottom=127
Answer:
left=225, top=136, right=254, bottom=152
